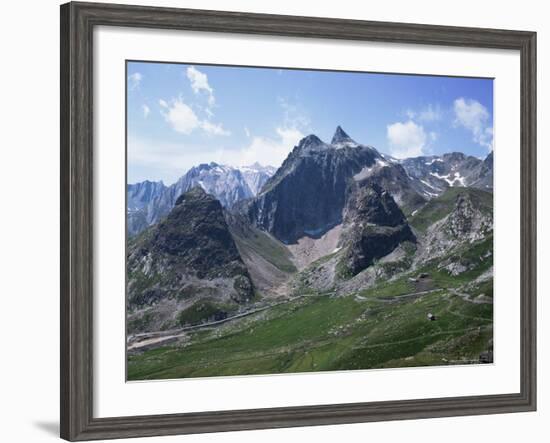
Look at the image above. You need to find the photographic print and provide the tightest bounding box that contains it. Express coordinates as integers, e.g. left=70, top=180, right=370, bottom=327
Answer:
left=126, top=61, right=494, bottom=381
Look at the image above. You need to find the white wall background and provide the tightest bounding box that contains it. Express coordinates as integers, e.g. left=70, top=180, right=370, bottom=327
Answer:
left=0, top=1, right=546, bottom=442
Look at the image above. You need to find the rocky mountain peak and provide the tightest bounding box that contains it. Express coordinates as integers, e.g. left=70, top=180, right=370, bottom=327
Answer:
left=126, top=185, right=254, bottom=329
left=128, top=185, right=253, bottom=292
left=174, top=185, right=209, bottom=206
left=298, top=134, right=325, bottom=150
left=442, top=152, right=466, bottom=162
left=331, top=125, right=354, bottom=145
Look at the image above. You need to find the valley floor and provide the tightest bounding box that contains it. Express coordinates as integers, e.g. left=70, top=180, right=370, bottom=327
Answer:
left=127, top=273, right=493, bottom=380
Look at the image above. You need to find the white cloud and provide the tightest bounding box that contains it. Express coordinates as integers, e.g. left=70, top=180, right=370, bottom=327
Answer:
left=128, top=136, right=227, bottom=185
left=200, top=120, right=230, bottom=136
left=230, top=98, right=310, bottom=167
left=142, top=104, right=150, bottom=118
left=218, top=97, right=309, bottom=167
left=128, top=126, right=300, bottom=184
left=405, top=104, right=442, bottom=122
left=418, top=104, right=442, bottom=122
left=158, top=67, right=230, bottom=136
left=236, top=126, right=305, bottom=167
left=160, top=99, right=200, bottom=134
left=386, top=120, right=428, bottom=158
left=134, top=96, right=306, bottom=184
left=453, top=98, right=493, bottom=150
left=160, top=97, right=229, bottom=136
left=277, top=97, right=311, bottom=131
left=186, top=66, right=215, bottom=107
left=128, top=72, right=142, bottom=91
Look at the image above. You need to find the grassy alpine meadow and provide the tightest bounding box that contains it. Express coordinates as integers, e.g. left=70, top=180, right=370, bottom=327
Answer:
left=127, top=276, right=493, bottom=380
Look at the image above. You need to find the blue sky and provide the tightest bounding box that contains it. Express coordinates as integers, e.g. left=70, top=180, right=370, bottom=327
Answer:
left=127, top=61, right=493, bottom=185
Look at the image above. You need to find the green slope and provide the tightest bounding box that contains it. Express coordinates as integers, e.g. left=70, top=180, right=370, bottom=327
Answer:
left=229, top=218, right=297, bottom=274
left=409, top=187, right=493, bottom=233
left=128, top=272, right=493, bottom=380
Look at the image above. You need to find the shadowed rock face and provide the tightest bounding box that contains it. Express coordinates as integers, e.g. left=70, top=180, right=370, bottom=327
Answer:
left=341, top=183, right=415, bottom=276
left=347, top=183, right=407, bottom=227
left=150, top=187, right=245, bottom=275
left=246, top=128, right=380, bottom=244
left=345, top=225, right=415, bottom=276
left=127, top=187, right=254, bottom=308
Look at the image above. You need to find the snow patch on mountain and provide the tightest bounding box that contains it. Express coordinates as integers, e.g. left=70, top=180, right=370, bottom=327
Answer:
left=353, top=158, right=388, bottom=181
left=237, top=162, right=277, bottom=195
left=430, top=171, right=466, bottom=186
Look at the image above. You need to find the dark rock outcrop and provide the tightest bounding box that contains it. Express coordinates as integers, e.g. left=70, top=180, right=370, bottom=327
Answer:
left=351, top=161, right=427, bottom=215
left=346, top=183, right=408, bottom=227
left=340, top=183, right=415, bottom=276
left=127, top=187, right=254, bottom=308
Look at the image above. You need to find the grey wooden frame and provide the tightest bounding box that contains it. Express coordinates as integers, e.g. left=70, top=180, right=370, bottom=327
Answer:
left=60, top=1, right=537, bottom=441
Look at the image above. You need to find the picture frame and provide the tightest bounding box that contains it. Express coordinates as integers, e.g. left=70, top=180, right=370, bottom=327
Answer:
left=60, top=1, right=536, bottom=441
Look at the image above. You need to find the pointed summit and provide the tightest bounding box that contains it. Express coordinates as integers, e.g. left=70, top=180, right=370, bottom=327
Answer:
left=299, top=134, right=324, bottom=147
left=174, top=185, right=210, bottom=206
left=295, top=134, right=328, bottom=155
left=331, top=126, right=356, bottom=146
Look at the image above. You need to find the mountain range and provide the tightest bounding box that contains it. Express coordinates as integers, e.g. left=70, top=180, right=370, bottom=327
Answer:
left=244, top=126, right=491, bottom=243
left=127, top=126, right=494, bottom=376
left=127, top=162, right=276, bottom=236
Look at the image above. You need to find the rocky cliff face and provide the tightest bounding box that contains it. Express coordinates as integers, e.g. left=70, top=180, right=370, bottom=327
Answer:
left=350, top=157, right=427, bottom=215
left=246, top=128, right=388, bottom=243
left=339, top=183, right=415, bottom=276
left=127, top=180, right=171, bottom=235
left=127, top=180, right=167, bottom=212
left=238, top=162, right=277, bottom=195
left=466, top=152, right=493, bottom=190
left=127, top=187, right=254, bottom=332
left=412, top=188, right=493, bottom=268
